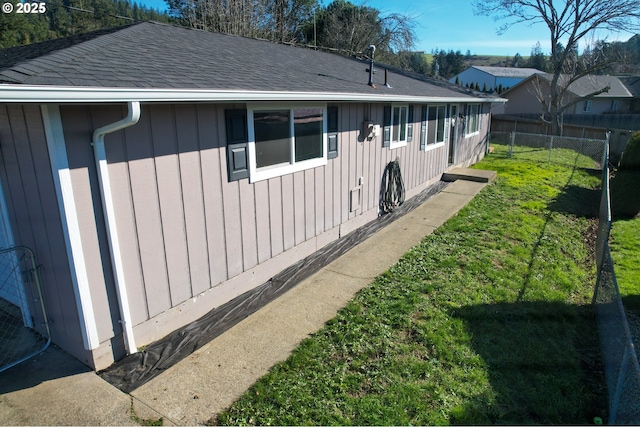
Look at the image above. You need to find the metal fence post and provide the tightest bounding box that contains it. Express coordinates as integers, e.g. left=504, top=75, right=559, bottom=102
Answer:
left=509, top=131, right=515, bottom=158
left=548, top=135, right=554, bottom=162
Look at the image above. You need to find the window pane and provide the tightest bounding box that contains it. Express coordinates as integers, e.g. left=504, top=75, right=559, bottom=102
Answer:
left=436, top=106, right=446, bottom=142
left=254, top=110, right=291, bottom=168
left=427, top=106, right=437, bottom=145
left=294, top=108, right=323, bottom=162
left=399, top=107, right=407, bottom=141
left=467, top=104, right=479, bottom=134
left=392, top=107, right=400, bottom=141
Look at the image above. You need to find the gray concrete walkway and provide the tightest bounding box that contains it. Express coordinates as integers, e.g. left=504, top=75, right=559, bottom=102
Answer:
left=0, top=175, right=493, bottom=426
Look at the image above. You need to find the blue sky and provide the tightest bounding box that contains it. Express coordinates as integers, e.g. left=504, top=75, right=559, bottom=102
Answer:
left=137, top=0, right=634, bottom=56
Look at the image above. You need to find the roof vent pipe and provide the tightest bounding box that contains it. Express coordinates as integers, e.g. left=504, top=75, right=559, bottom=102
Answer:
left=368, top=45, right=376, bottom=86
left=92, top=101, right=140, bottom=355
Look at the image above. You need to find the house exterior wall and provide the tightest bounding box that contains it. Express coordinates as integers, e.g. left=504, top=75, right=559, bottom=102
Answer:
left=25, top=100, right=489, bottom=370
left=503, top=81, right=543, bottom=115
left=574, top=98, right=632, bottom=114
left=0, top=104, right=93, bottom=366
left=505, top=79, right=632, bottom=116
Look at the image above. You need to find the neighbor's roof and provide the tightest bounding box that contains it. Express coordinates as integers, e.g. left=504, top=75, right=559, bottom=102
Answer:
left=534, top=73, right=633, bottom=98
left=619, top=76, right=640, bottom=97
left=0, top=22, right=503, bottom=103
left=471, top=66, right=542, bottom=78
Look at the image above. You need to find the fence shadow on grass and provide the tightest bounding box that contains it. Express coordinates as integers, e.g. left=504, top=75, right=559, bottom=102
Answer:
left=548, top=184, right=600, bottom=218
left=448, top=301, right=607, bottom=425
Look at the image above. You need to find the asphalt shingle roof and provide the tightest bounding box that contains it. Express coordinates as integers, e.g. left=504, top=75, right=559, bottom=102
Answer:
left=473, top=66, right=542, bottom=78
left=535, top=73, right=633, bottom=98
left=0, top=21, right=490, bottom=100
left=620, top=76, right=640, bottom=97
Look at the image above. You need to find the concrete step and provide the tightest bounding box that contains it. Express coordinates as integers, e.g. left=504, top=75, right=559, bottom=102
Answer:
left=442, top=167, right=497, bottom=183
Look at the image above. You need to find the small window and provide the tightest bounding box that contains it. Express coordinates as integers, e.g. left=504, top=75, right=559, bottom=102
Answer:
left=465, top=104, right=480, bottom=136
left=583, top=100, right=592, bottom=113
left=426, top=105, right=447, bottom=146
left=390, top=105, right=408, bottom=149
left=610, top=100, right=618, bottom=112
left=248, top=105, right=327, bottom=182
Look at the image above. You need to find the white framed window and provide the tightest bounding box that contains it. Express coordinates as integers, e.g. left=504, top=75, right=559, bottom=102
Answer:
left=426, top=105, right=447, bottom=147
left=247, top=104, right=327, bottom=182
left=390, top=104, right=408, bottom=149
left=583, top=99, right=592, bottom=113
left=465, top=104, right=480, bottom=136
left=611, top=100, right=618, bottom=112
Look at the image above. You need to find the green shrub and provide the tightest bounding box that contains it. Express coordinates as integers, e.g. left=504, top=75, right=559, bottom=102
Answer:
left=619, top=131, right=640, bottom=170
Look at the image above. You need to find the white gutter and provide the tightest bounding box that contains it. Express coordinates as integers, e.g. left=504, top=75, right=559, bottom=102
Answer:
left=0, top=85, right=507, bottom=104
left=92, top=101, right=140, bottom=355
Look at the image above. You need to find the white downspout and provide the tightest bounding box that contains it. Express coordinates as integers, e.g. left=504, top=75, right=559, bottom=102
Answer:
left=92, top=101, right=140, bottom=354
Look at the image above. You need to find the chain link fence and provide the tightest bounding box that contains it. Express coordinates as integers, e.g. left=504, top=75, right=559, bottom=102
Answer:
left=0, top=246, right=50, bottom=373
left=592, top=142, right=640, bottom=425
left=489, top=131, right=606, bottom=169
left=489, top=131, right=640, bottom=424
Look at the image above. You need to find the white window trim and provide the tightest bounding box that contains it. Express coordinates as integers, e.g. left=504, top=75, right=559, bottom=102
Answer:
left=247, top=103, right=328, bottom=182
left=424, top=105, right=448, bottom=151
left=465, top=103, right=481, bottom=137
left=390, top=104, right=409, bottom=150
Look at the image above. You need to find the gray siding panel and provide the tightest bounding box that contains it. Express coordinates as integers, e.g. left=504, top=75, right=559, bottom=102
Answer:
left=293, top=171, right=305, bottom=246
left=268, top=178, right=284, bottom=257
left=0, top=104, right=88, bottom=360
left=254, top=179, right=271, bottom=264
left=239, top=178, right=258, bottom=271
left=304, top=168, right=315, bottom=240
left=151, top=106, right=192, bottom=305
left=42, top=101, right=490, bottom=355
left=199, top=105, right=228, bottom=287
left=314, top=167, right=324, bottom=236
left=104, top=110, right=149, bottom=327
left=175, top=105, right=211, bottom=297
left=281, top=173, right=295, bottom=251
left=124, top=110, right=172, bottom=318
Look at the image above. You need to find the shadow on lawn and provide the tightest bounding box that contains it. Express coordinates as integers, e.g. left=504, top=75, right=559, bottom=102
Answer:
left=448, top=301, right=607, bottom=425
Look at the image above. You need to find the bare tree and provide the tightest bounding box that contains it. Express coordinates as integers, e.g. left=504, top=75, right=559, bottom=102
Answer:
left=167, top=0, right=315, bottom=41
left=474, top=0, right=640, bottom=134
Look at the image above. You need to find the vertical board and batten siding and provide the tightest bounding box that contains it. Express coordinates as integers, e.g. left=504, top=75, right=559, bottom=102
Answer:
left=57, top=101, right=489, bottom=352
left=0, top=104, right=90, bottom=362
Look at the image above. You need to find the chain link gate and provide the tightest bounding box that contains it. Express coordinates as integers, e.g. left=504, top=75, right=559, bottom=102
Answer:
left=0, top=246, right=50, bottom=373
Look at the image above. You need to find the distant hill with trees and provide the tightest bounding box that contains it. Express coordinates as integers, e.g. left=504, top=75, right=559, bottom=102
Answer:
left=0, top=0, right=171, bottom=49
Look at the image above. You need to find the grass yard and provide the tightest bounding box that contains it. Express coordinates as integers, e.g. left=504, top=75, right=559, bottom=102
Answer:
left=213, top=144, right=607, bottom=425
left=609, top=169, right=640, bottom=313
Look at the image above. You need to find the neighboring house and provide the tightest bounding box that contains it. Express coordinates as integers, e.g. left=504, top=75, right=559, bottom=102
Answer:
left=619, top=76, right=640, bottom=113
left=499, top=73, right=634, bottom=115
left=450, top=66, right=542, bottom=92
left=0, top=22, right=503, bottom=370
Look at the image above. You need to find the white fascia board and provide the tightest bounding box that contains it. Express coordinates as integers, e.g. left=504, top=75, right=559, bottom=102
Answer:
left=0, top=85, right=507, bottom=104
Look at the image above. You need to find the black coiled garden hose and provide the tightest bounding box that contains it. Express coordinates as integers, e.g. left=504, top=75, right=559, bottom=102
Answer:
left=380, top=158, right=405, bottom=214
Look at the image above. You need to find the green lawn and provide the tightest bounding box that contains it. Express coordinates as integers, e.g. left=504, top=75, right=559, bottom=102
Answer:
left=609, top=169, right=640, bottom=313
left=213, top=145, right=606, bottom=425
